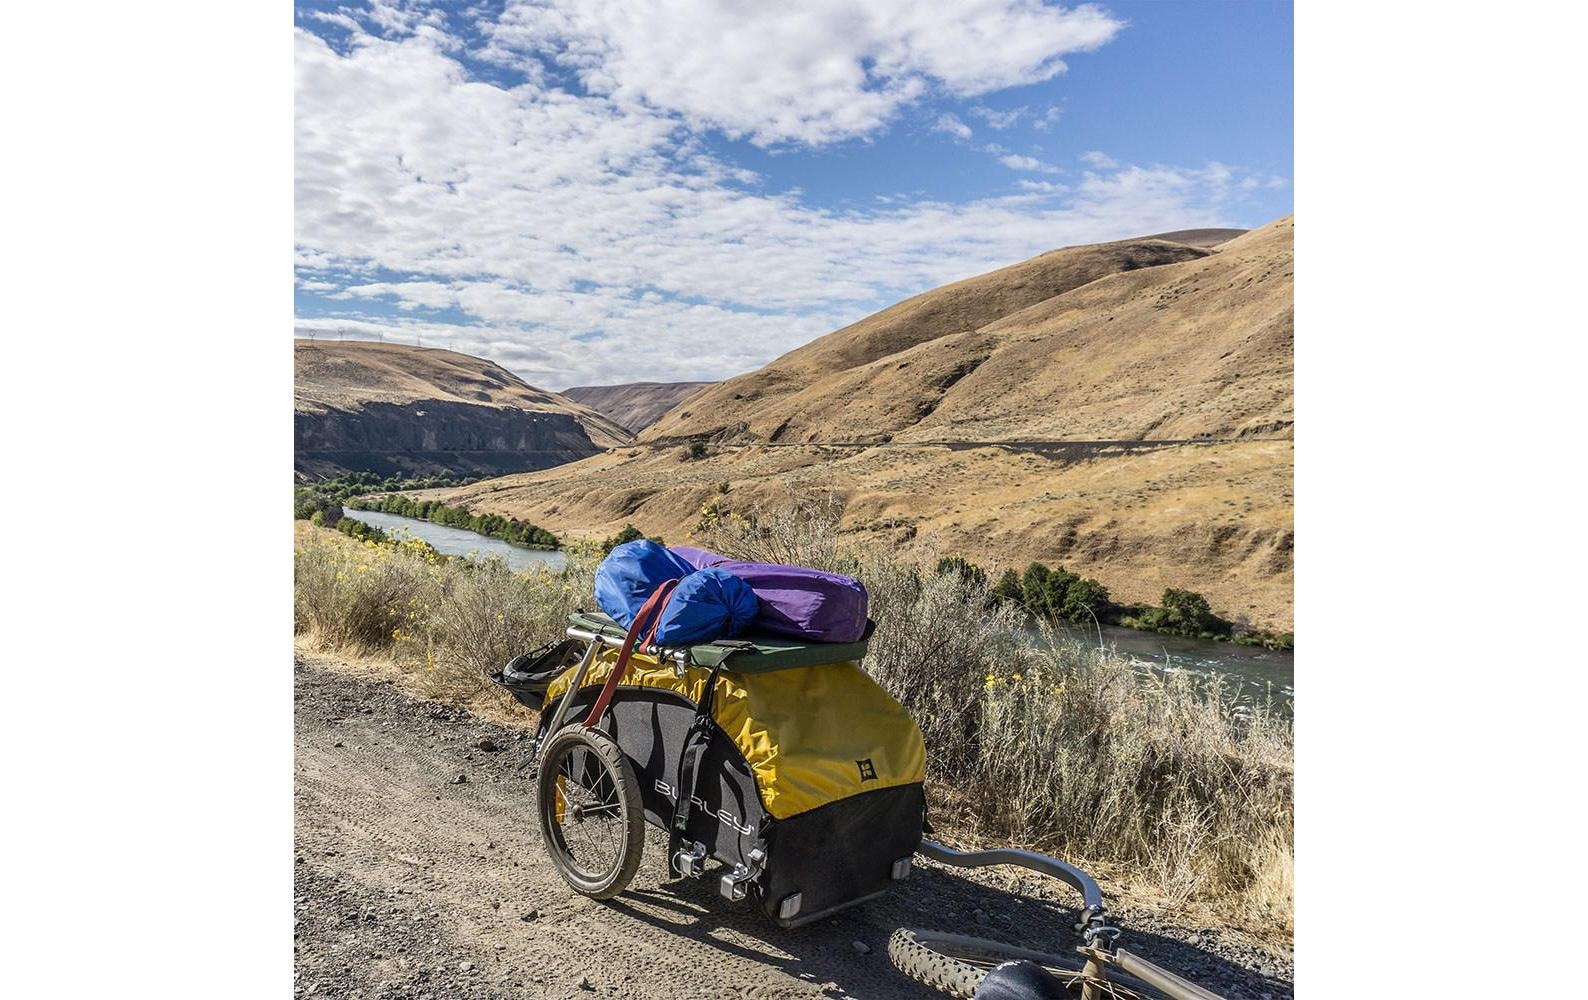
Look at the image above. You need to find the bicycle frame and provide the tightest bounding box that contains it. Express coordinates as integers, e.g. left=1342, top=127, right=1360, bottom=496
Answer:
left=916, top=840, right=1228, bottom=1000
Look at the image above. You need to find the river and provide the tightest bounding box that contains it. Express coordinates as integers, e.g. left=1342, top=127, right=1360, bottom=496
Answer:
left=1036, top=620, right=1293, bottom=705
left=340, top=508, right=567, bottom=573
left=341, top=508, right=1290, bottom=702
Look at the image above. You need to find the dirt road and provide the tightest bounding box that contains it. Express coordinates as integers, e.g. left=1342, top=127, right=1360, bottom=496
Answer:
left=294, top=658, right=1293, bottom=999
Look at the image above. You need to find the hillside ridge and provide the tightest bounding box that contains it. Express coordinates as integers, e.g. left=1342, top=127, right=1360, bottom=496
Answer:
left=563, top=381, right=716, bottom=433
left=643, top=237, right=1215, bottom=443
left=294, top=340, right=631, bottom=479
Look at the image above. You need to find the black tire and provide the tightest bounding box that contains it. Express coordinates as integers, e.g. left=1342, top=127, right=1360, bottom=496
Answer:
left=537, top=726, right=644, bottom=901
left=887, top=928, right=1171, bottom=999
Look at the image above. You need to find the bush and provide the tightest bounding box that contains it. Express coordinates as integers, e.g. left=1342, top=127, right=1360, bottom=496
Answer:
left=600, top=524, right=646, bottom=556
left=294, top=489, right=339, bottom=522
left=1058, top=576, right=1111, bottom=622
left=294, top=525, right=596, bottom=701
left=335, top=517, right=391, bottom=545
left=1158, top=588, right=1227, bottom=637
left=990, top=568, right=1024, bottom=606
left=975, top=623, right=1292, bottom=915
left=1041, top=566, right=1080, bottom=616
left=935, top=555, right=987, bottom=590
left=1019, top=562, right=1051, bottom=617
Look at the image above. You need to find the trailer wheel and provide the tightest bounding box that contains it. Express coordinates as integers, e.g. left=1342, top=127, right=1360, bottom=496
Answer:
left=887, top=928, right=1168, bottom=999
left=537, top=726, right=644, bottom=900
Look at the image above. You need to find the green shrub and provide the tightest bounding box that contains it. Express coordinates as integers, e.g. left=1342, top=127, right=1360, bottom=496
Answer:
left=600, top=524, right=646, bottom=556
left=935, top=555, right=987, bottom=590
left=1058, top=576, right=1112, bottom=622
left=1041, top=566, right=1080, bottom=615
left=990, top=568, right=1024, bottom=606
left=1020, top=562, right=1051, bottom=617
left=1158, top=588, right=1227, bottom=637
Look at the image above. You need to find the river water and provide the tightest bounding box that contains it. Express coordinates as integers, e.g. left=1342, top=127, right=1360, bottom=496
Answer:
left=340, top=508, right=1291, bottom=701
left=340, top=508, right=567, bottom=573
left=1036, top=620, right=1293, bottom=705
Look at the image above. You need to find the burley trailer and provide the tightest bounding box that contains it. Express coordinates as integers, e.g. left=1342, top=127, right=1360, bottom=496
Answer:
left=494, top=611, right=1228, bottom=1000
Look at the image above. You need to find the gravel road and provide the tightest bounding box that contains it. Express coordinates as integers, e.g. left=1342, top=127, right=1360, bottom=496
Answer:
left=294, top=658, right=1293, bottom=999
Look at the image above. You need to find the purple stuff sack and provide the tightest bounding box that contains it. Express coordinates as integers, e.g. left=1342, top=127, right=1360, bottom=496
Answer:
left=669, top=545, right=869, bottom=643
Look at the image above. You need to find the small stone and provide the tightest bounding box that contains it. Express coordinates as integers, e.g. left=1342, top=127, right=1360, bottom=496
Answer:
left=851, top=940, right=870, bottom=955
left=578, top=974, right=595, bottom=990
left=451, top=773, right=468, bottom=785
left=333, top=741, right=345, bottom=748
left=476, top=738, right=501, bottom=752
left=459, top=960, right=474, bottom=973
left=520, top=909, right=540, bottom=922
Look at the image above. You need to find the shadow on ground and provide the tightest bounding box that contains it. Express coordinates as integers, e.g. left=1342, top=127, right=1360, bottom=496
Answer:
left=605, top=850, right=1292, bottom=1000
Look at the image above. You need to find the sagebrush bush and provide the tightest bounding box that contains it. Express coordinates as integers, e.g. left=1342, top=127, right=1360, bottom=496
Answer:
left=293, top=531, right=441, bottom=650
left=294, top=526, right=597, bottom=703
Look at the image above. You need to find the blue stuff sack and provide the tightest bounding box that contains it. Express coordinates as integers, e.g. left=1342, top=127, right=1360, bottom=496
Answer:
left=594, top=540, right=694, bottom=628
left=653, top=567, right=759, bottom=645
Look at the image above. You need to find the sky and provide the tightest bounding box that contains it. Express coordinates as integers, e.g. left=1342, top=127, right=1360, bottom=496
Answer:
left=294, top=0, right=1293, bottom=391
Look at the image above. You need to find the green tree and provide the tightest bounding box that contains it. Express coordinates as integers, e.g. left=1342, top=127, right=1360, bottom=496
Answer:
left=1059, top=577, right=1111, bottom=622
left=1042, top=567, right=1080, bottom=618
left=935, top=556, right=987, bottom=590
left=1020, top=563, right=1052, bottom=617
left=990, top=568, right=1024, bottom=606
left=1159, top=589, right=1224, bottom=636
left=601, top=524, right=645, bottom=556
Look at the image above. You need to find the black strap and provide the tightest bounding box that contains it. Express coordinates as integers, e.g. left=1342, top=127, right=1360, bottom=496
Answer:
left=667, top=662, right=725, bottom=877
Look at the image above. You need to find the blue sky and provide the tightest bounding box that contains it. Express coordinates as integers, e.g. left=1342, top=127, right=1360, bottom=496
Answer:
left=295, top=1, right=1292, bottom=389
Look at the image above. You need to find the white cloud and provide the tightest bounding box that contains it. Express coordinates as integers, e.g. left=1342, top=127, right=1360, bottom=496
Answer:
left=999, top=153, right=1061, bottom=173
left=971, top=105, right=1027, bottom=129
left=481, top=1, right=1125, bottom=146
left=295, top=20, right=1279, bottom=389
left=933, top=112, right=974, bottom=140
left=1080, top=149, right=1118, bottom=167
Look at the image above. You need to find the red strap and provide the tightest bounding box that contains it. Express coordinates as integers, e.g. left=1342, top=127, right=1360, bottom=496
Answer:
left=582, top=579, right=679, bottom=729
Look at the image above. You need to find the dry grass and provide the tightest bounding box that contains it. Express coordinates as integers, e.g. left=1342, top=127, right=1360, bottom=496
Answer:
left=294, top=496, right=1292, bottom=936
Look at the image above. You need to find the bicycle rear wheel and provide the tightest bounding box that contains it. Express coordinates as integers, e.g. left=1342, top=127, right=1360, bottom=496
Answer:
left=888, top=928, right=1171, bottom=999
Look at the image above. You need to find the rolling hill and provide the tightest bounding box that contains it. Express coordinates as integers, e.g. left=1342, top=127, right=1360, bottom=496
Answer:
left=294, top=341, right=631, bottom=480
left=562, top=381, right=716, bottom=433
left=420, top=217, right=1295, bottom=629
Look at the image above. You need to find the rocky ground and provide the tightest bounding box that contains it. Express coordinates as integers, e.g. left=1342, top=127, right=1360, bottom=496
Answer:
left=294, top=657, right=1293, bottom=999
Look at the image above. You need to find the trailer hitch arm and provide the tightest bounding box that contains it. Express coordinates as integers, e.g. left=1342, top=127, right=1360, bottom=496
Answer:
left=916, top=839, right=1106, bottom=923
